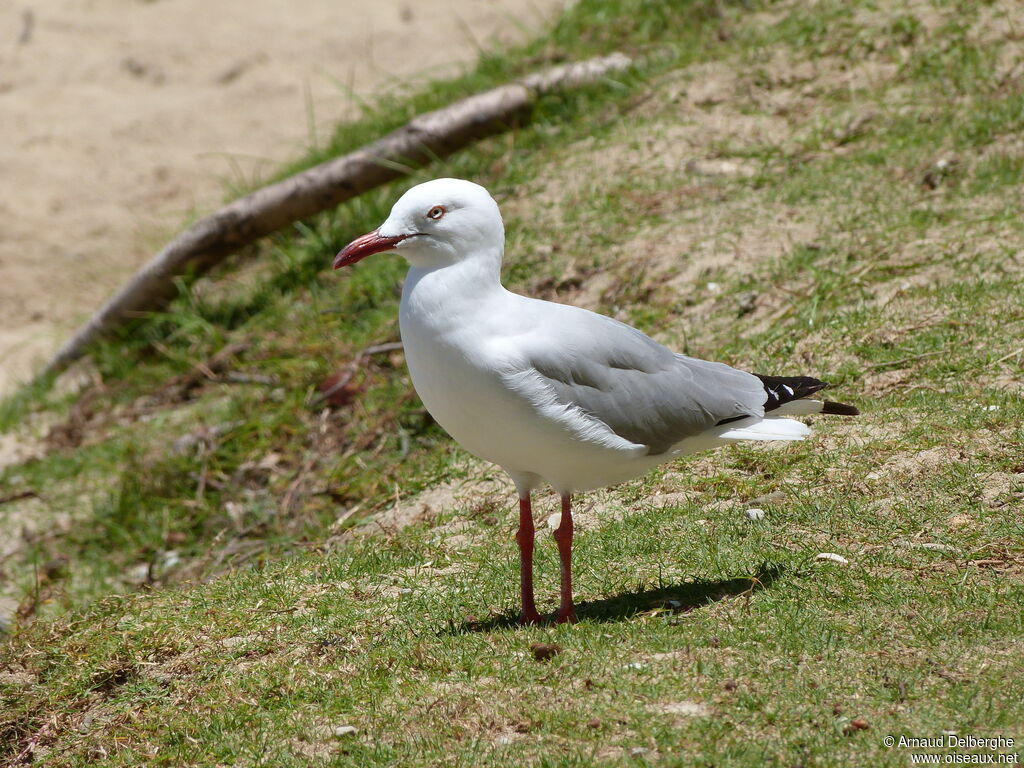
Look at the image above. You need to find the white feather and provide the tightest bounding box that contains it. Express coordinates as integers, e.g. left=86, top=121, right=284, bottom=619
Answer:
left=716, top=417, right=811, bottom=442
left=773, top=399, right=825, bottom=416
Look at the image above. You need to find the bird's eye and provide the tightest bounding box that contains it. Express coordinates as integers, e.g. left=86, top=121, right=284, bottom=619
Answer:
left=427, top=205, right=446, bottom=220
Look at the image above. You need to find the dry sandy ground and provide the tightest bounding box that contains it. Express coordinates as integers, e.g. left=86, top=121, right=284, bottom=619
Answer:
left=0, top=0, right=564, bottom=394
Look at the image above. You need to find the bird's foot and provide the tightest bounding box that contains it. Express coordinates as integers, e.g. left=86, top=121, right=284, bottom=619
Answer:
left=518, top=609, right=543, bottom=626
left=555, top=607, right=578, bottom=625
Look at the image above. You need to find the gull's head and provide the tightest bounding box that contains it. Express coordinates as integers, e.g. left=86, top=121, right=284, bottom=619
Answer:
left=334, top=178, right=504, bottom=270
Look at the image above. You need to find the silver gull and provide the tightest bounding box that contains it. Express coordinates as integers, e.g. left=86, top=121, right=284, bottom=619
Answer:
left=334, top=178, right=858, bottom=624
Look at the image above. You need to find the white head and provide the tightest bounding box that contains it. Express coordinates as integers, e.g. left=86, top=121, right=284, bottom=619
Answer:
left=334, top=178, right=504, bottom=270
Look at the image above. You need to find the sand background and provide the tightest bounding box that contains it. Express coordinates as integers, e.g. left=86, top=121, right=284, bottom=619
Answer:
left=0, top=0, right=562, bottom=394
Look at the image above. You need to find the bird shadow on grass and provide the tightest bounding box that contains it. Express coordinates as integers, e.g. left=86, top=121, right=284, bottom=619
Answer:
left=445, top=562, right=785, bottom=634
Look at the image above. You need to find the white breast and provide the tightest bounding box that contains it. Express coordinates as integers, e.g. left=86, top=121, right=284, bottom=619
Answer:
left=398, top=264, right=657, bottom=494
left=399, top=268, right=541, bottom=467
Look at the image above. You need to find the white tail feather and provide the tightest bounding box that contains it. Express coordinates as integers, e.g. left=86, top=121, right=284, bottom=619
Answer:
left=773, top=399, right=825, bottom=416
left=715, top=416, right=811, bottom=442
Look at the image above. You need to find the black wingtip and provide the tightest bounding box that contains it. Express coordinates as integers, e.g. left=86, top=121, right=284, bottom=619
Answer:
left=821, top=401, right=859, bottom=416
left=755, top=373, right=828, bottom=413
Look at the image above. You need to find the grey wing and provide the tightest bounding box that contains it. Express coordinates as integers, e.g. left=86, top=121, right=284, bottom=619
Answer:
left=518, top=314, right=767, bottom=454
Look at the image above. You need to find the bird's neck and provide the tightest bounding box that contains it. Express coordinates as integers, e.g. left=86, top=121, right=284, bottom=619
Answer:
left=401, top=248, right=506, bottom=330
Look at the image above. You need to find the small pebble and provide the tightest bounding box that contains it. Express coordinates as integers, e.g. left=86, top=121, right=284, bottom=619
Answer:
left=815, top=552, right=849, bottom=564
left=745, top=508, right=766, bottom=521
left=333, top=725, right=357, bottom=738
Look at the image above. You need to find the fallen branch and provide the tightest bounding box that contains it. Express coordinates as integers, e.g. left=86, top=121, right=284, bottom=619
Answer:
left=40, top=53, right=633, bottom=381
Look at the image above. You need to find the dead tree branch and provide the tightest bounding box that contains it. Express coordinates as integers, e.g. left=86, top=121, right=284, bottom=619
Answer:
left=40, top=54, right=633, bottom=381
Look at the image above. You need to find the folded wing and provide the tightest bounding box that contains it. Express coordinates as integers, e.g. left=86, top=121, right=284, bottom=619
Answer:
left=498, top=306, right=767, bottom=455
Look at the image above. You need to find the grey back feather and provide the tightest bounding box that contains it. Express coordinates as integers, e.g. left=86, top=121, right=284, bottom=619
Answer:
left=516, top=309, right=767, bottom=454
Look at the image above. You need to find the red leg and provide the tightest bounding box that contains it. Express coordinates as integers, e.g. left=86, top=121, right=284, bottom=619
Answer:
left=553, top=494, right=577, bottom=624
left=516, top=495, right=542, bottom=625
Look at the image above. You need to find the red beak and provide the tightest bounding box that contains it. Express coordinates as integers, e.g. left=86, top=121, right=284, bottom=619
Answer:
left=333, top=231, right=410, bottom=269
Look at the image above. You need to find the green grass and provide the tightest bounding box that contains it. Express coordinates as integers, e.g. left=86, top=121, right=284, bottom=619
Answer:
left=2, top=0, right=1023, bottom=764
